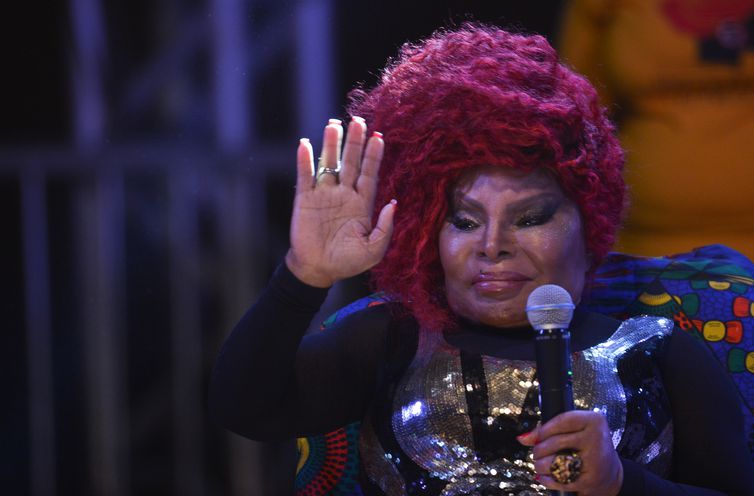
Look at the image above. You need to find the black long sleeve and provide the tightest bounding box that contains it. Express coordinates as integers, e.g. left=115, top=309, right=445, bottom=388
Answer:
left=209, top=263, right=392, bottom=441
left=616, top=328, right=754, bottom=496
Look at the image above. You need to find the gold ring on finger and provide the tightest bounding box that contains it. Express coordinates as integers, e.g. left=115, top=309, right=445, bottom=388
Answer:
left=550, top=451, right=582, bottom=485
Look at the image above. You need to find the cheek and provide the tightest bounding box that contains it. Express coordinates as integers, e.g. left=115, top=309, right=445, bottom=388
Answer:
left=439, top=228, right=472, bottom=297
left=528, top=216, right=589, bottom=289
left=439, top=228, right=462, bottom=279
left=560, top=217, right=589, bottom=272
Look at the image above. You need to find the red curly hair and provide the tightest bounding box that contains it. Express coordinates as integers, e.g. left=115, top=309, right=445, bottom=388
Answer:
left=347, top=24, right=625, bottom=331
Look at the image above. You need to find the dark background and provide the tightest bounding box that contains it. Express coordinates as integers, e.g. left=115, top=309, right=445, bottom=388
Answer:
left=1, top=1, right=563, bottom=494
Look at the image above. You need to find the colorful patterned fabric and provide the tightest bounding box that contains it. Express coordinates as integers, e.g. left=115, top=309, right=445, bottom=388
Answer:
left=295, top=423, right=363, bottom=496
left=294, top=245, right=754, bottom=495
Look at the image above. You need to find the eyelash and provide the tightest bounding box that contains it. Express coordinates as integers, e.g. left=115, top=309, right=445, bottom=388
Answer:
left=451, top=216, right=479, bottom=231
left=450, top=210, right=554, bottom=231
left=516, top=211, right=553, bottom=227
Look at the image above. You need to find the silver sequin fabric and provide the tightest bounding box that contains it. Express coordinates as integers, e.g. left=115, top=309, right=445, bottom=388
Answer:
left=360, top=315, right=675, bottom=495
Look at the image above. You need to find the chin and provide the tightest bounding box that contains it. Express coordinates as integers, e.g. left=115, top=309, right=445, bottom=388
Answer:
left=457, top=300, right=528, bottom=328
left=480, top=314, right=529, bottom=328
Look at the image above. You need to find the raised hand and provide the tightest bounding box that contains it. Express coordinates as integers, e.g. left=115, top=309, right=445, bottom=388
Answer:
left=285, top=117, right=397, bottom=288
left=518, top=410, right=624, bottom=496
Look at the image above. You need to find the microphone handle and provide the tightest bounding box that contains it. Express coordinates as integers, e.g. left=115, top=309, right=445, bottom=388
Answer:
left=535, top=327, right=574, bottom=422
left=535, top=328, right=576, bottom=496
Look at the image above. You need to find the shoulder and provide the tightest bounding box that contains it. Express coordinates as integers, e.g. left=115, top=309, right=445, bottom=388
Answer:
left=580, top=314, right=673, bottom=353
left=320, top=298, right=406, bottom=333
left=319, top=294, right=392, bottom=329
left=612, top=315, right=675, bottom=344
left=662, top=326, right=729, bottom=382
left=620, top=315, right=674, bottom=333
left=314, top=299, right=418, bottom=353
left=657, top=326, right=744, bottom=424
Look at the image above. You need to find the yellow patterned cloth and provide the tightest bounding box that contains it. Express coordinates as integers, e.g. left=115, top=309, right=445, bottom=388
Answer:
left=560, top=0, right=754, bottom=259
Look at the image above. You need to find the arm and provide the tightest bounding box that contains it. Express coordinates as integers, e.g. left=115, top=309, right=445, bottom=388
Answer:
left=626, top=329, right=754, bottom=495
left=618, top=329, right=754, bottom=495
left=209, top=262, right=392, bottom=441
left=211, top=117, right=397, bottom=441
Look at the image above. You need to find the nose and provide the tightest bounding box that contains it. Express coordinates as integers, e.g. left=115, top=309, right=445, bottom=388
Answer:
left=478, top=224, right=515, bottom=261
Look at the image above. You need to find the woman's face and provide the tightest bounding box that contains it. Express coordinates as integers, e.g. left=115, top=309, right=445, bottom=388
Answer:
left=439, top=166, right=590, bottom=328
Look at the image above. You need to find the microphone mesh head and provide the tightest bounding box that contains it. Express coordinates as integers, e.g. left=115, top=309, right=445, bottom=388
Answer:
left=526, top=284, right=575, bottom=330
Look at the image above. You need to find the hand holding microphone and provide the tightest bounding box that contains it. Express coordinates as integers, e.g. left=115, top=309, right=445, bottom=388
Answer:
left=519, top=285, right=624, bottom=496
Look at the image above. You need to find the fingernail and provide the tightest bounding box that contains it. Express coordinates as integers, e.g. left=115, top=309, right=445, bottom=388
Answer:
left=516, top=432, right=532, bottom=442
left=299, top=138, right=310, bottom=144
left=328, top=118, right=342, bottom=125
left=372, top=131, right=383, bottom=139
left=390, top=199, right=397, bottom=206
left=351, top=115, right=365, bottom=124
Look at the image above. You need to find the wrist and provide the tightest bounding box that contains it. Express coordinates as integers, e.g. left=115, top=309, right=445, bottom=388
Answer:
left=284, top=250, right=335, bottom=288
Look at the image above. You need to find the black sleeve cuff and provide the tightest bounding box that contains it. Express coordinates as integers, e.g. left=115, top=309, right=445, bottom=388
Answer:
left=617, top=458, right=645, bottom=495
left=268, top=261, right=330, bottom=313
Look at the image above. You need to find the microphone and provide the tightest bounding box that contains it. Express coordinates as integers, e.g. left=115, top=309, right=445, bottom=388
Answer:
left=526, top=284, right=575, bottom=421
left=526, top=284, right=576, bottom=496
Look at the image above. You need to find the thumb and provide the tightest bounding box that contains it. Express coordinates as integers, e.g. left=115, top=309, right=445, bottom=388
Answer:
left=368, top=199, right=397, bottom=249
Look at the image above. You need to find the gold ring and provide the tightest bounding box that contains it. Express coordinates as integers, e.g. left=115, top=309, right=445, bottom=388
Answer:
left=550, top=451, right=582, bottom=484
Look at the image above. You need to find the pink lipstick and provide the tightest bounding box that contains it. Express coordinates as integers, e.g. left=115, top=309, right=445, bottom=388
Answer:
left=472, top=271, right=531, bottom=295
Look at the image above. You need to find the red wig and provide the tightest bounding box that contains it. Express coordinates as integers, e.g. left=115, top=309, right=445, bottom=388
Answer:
left=347, top=24, right=625, bottom=331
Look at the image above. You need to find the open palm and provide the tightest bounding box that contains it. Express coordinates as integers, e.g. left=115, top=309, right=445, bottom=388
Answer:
left=285, top=118, right=396, bottom=288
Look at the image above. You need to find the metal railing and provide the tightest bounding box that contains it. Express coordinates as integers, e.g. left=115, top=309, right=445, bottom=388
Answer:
left=10, top=146, right=298, bottom=494
left=11, top=0, right=337, bottom=493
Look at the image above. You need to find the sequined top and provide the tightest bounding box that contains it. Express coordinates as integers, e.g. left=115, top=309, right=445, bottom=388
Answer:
left=210, top=263, right=754, bottom=495
left=359, top=317, right=674, bottom=495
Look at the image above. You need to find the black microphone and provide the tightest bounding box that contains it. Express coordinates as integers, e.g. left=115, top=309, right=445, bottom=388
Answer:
left=526, top=284, right=576, bottom=496
left=526, top=284, right=575, bottom=422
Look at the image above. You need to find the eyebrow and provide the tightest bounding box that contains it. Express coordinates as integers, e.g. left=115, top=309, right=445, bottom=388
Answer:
left=452, top=191, right=563, bottom=213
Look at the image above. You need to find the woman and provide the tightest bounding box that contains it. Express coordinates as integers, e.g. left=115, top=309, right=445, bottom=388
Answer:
left=210, top=25, right=754, bottom=495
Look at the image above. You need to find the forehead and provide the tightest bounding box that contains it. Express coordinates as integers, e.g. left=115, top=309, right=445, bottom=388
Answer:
left=452, top=166, right=563, bottom=198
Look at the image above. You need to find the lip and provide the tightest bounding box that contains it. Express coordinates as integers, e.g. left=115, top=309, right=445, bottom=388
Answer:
left=472, top=271, right=532, bottom=295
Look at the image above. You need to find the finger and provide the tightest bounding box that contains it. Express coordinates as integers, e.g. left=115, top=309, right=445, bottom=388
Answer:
left=356, top=132, right=385, bottom=205
left=534, top=474, right=573, bottom=493
left=534, top=451, right=583, bottom=473
left=516, top=422, right=541, bottom=446
left=532, top=432, right=582, bottom=459
left=296, top=138, right=315, bottom=191
left=535, top=461, right=586, bottom=493
left=537, top=410, right=594, bottom=440
left=340, top=116, right=366, bottom=188
left=533, top=454, right=556, bottom=476
left=367, top=199, right=397, bottom=251
left=317, top=119, right=343, bottom=186
left=320, top=118, right=343, bottom=166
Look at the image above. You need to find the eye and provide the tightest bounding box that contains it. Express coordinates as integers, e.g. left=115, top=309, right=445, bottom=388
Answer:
left=516, top=210, right=553, bottom=228
left=450, top=215, right=480, bottom=231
